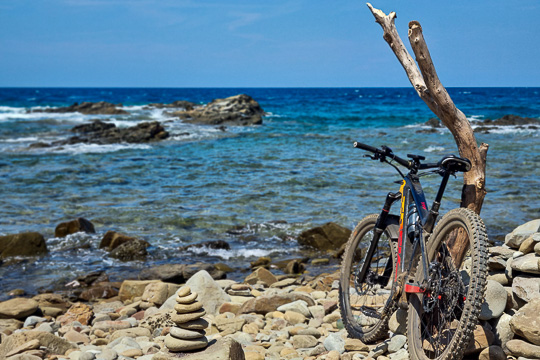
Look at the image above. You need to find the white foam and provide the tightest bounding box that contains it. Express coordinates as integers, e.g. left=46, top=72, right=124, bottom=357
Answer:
left=2, top=136, right=40, bottom=143
left=49, top=143, right=152, bottom=154
left=186, top=246, right=287, bottom=260
left=424, top=146, right=445, bottom=152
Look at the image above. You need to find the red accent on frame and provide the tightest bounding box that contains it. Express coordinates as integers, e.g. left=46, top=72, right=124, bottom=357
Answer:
left=404, top=284, right=425, bottom=293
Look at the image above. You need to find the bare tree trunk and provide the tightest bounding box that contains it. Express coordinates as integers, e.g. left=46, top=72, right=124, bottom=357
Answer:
left=366, top=3, right=488, bottom=215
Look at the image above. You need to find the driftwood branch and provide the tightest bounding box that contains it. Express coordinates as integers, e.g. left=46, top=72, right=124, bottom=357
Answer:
left=367, top=3, right=489, bottom=216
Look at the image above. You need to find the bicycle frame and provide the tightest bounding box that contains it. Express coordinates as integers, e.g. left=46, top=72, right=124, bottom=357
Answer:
left=363, top=167, right=453, bottom=297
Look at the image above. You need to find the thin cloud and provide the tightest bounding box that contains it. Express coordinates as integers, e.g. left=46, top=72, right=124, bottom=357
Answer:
left=227, top=12, right=262, bottom=31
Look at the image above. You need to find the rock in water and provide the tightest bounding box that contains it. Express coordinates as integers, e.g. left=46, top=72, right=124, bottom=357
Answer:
left=0, top=232, right=48, bottom=258
left=31, top=101, right=128, bottom=115
left=173, top=94, right=265, bottom=126
left=297, top=222, right=351, bottom=251
left=55, top=218, right=95, bottom=238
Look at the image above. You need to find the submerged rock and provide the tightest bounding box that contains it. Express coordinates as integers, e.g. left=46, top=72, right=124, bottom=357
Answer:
left=31, top=101, right=128, bottom=115
left=172, top=94, right=265, bottom=126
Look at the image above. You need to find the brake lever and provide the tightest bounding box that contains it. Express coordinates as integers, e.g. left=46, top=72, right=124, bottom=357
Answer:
left=364, top=154, right=377, bottom=160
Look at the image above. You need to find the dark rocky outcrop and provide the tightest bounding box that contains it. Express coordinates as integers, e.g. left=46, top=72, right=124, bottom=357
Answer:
left=99, top=231, right=139, bottom=250
left=297, top=222, right=351, bottom=251
left=485, top=114, right=540, bottom=126
left=172, top=94, right=264, bottom=126
left=147, top=100, right=196, bottom=110
left=31, top=101, right=128, bottom=115
left=0, top=232, right=48, bottom=258
left=108, top=239, right=149, bottom=261
left=54, top=218, right=95, bottom=238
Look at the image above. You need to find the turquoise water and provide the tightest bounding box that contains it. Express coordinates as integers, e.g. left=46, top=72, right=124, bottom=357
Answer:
left=0, top=87, right=539, bottom=297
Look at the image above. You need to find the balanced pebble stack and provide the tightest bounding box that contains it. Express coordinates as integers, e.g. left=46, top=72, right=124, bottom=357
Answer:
left=164, top=286, right=209, bottom=352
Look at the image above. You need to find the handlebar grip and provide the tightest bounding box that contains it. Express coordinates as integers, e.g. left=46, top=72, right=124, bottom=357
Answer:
left=419, top=162, right=439, bottom=170
left=353, top=141, right=379, bottom=153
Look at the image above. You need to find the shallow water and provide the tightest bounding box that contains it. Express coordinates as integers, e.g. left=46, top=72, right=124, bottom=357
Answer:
left=0, top=87, right=539, bottom=299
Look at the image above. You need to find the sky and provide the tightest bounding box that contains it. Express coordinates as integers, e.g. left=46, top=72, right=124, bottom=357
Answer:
left=1, top=0, right=539, bottom=87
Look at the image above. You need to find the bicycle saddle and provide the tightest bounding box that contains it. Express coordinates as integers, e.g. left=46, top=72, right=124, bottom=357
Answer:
left=438, top=155, right=471, bottom=173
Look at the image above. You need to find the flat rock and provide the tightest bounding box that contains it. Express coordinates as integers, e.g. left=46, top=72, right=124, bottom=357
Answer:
left=239, top=292, right=315, bottom=315
left=153, top=337, right=244, bottom=360
left=92, top=320, right=131, bottom=332
left=177, top=292, right=198, bottom=304
left=215, top=317, right=246, bottom=332
left=0, top=330, right=76, bottom=359
left=292, top=334, right=318, bottom=349
left=344, top=338, right=369, bottom=352
left=0, top=298, right=38, bottom=319
left=506, top=339, right=540, bottom=359
left=244, top=267, right=278, bottom=287
left=478, top=345, right=506, bottom=360
left=178, top=318, right=210, bottom=330
left=505, top=219, right=540, bottom=249
left=511, top=253, right=540, bottom=274
left=171, top=309, right=206, bottom=324
left=164, top=334, right=207, bottom=352
left=170, top=327, right=205, bottom=340
left=5, top=339, right=40, bottom=357
left=276, top=300, right=310, bottom=317
left=174, top=301, right=203, bottom=314
left=109, top=327, right=152, bottom=342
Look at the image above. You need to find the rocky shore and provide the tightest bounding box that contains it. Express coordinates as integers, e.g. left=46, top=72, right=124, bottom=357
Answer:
left=1, top=219, right=539, bottom=360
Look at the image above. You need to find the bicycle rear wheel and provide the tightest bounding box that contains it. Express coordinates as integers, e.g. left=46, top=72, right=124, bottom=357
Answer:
left=339, top=214, right=398, bottom=343
left=407, top=208, right=488, bottom=360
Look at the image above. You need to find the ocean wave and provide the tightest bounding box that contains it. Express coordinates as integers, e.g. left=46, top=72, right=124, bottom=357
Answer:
left=48, top=142, right=152, bottom=154
left=185, top=245, right=290, bottom=260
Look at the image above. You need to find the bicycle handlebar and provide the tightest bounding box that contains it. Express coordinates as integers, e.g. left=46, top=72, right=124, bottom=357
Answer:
left=353, top=141, right=442, bottom=171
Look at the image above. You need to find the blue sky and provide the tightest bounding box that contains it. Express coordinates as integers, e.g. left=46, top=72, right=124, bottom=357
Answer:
left=1, top=0, right=539, bottom=87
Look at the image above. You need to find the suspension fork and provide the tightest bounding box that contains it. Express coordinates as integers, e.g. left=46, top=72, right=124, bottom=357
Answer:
left=356, top=191, right=401, bottom=284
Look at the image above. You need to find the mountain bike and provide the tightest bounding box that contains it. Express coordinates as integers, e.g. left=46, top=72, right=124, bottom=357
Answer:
left=338, top=142, right=488, bottom=360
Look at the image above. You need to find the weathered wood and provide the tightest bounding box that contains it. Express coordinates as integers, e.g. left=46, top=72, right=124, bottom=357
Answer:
left=366, top=3, right=488, bottom=216
left=367, top=4, right=489, bottom=263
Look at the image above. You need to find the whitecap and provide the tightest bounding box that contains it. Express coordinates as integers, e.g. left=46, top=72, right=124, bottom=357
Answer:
left=186, top=246, right=289, bottom=260
left=50, top=143, right=152, bottom=154
left=424, top=146, right=445, bottom=152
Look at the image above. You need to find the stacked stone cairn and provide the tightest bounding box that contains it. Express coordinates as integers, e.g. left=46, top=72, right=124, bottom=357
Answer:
left=164, top=285, right=209, bottom=352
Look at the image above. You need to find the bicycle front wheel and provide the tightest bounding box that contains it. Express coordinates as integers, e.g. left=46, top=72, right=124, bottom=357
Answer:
left=407, top=208, right=488, bottom=360
left=339, top=214, right=398, bottom=343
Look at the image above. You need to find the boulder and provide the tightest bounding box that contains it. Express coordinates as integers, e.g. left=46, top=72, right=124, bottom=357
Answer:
left=0, top=331, right=76, bottom=358
left=244, top=267, right=278, bottom=287
left=173, top=94, right=264, bottom=126
left=297, top=222, right=351, bottom=251
left=505, top=219, right=540, bottom=249
left=493, top=313, right=514, bottom=350
left=147, top=100, right=196, bottom=110
left=184, top=270, right=231, bottom=315
left=119, top=280, right=177, bottom=302
left=139, top=263, right=226, bottom=283
left=506, top=339, right=540, bottom=359
left=479, top=280, right=507, bottom=320
left=511, top=253, right=540, bottom=274
left=56, top=302, right=93, bottom=326
left=510, top=298, right=540, bottom=345
left=0, top=298, right=38, bottom=319
left=100, top=231, right=138, bottom=250
left=108, top=238, right=149, bottom=261
left=0, top=232, right=47, bottom=258
left=54, top=218, right=95, bottom=237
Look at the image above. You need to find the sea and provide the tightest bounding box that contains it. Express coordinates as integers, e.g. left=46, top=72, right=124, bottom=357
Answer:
left=0, top=87, right=539, bottom=299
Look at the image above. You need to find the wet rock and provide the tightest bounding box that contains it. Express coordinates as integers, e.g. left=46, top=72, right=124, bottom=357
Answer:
left=297, top=222, right=351, bottom=251
left=173, top=94, right=264, bottom=126
left=32, top=101, right=128, bottom=115
left=147, top=100, right=196, bottom=110
left=55, top=218, right=95, bottom=238
left=99, top=231, right=138, bottom=250
left=505, top=219, right=540, bottom=249
left=486, top=114, right=540, bottom=126
left=108, top=238, right=149, bottom=261
left=0, top=232, right=48, bottom=258
left=480, top=280, right=507, bottom=320
left=425, top=117, right=442, bottom=128
left=510, top=298, right=540, bottom=345
left=0, top=298, right=38, bottom=319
